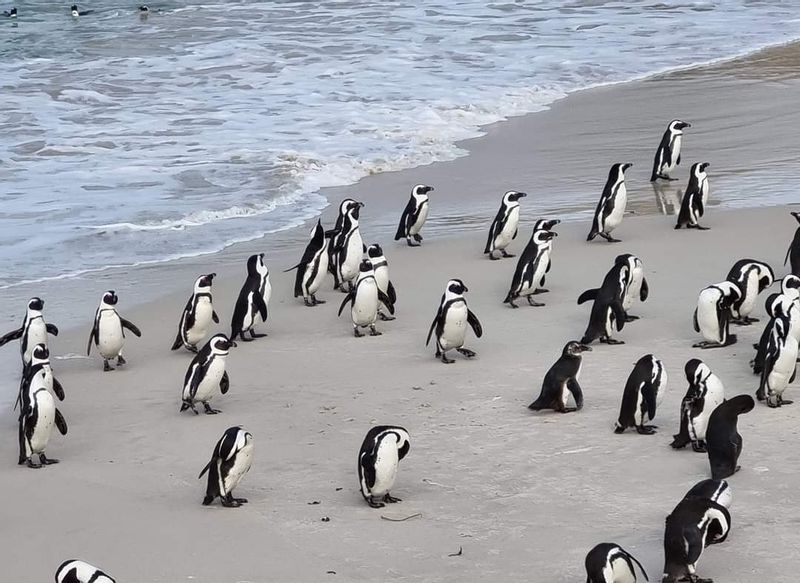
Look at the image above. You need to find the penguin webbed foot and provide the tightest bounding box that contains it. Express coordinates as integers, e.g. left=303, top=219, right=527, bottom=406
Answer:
left=406, top=237, right=421, bottom=247
left=506, top=298, right=519, bottom=308
left=383, top=493, right=402, bottom=503
left=369, top=326, right=382, bottom=337
left=203, top=403, right=221, bottom=415
left=624, top=315, right=639, bottom=322
left=691, top=441, right=707, bottom=453
left=312, top=295, right=325, bottom=305
left=526, top=297, right=544, bottom=307
left=41, top=454, right=59, bottom=465
left=600, top=337, right=625, bottom=345
left=636, top=425, right=657, bottom=435
left=367, top=498, right=385, bottom=508
left=117, top=355, right=127, bottom=366
left=232, top=496, right=248, bottom=504
left=378, top=312, right=395, bottom=321
left=220, top=497, right=242, bottom=508
left=413, top=234, right=423, bottom=242
left=26, top=458, right=43, bottom=469
left=249, top=331, right=267, bottom=339
left=103, top=360, right=113, bottom=372
left=240, top=335, right=254, bottom=342
left=456, top=347, right=476, bottom=358
left=599, top=233, right=621, bottom=243
left=489, top=254, right=500, bottom=261
left=439, top=353, right=455, bottom=364
left=560, top=407, right=577, bottom=413
left=613, top=425, right=626, bottom=434
left=501, top=250, right=515, bottom=258
left=353, top=328, right=364, bottom=338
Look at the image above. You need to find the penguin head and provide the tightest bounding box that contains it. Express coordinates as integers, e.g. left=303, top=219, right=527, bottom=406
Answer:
left=70, top=4, right=79, bottom=15
left=692, top=162, right=710, bottom=177
left=684, top=358, right=705, bottom=383
left=563, top=341, right=591, bottom=357
left=503, top=190, right=527, bottom=204
left=358, top=258, right=374, bottom=273
left=8, top=7, right=17, bottom=16
left=338, top=198, right=356, bottom=215
left=28, top=297, right=44, bottom=312
left=30, top=343, right=50, bottom=365
left=366, top=244, right=383, bottom=260
left=669, top=119, right=691, bottom=132
left=532, top=229, right=557, bottom=245
left=446, top=279, right=468, bottom=296
left=412, top=184, right=434, bottom=197
left=209, top=334, right=231, bottom=354
left=246, top=254, right=267, bottom=277
left=532, top=218, right=560, bottom=233
left=790, top=211, right=800, bottom=225
left=139, top=4, right=149, bottom=11
left=757, top=264, right=775, bottom=292
left=194, top=273, right=215, bottom=291
left=608, top=163, right=632, bottom=181
left=102, top=290, right=118, bottom=306
left=346, top=200, right=364, bottom=220
left=781, top=274, right=800, bottom=294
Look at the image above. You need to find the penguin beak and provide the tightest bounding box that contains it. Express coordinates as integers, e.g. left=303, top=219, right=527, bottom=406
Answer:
left=518, top=192, right=527, bottom=198
left=357, top=202, right=365, bottom=208
left=623, top=163, right=633, bottom=171
left=684, top=122, right=692, bottom=128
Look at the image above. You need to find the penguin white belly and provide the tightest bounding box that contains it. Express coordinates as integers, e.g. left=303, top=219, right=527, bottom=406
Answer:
left=24, top=320, right=48, bottom=363
left=668, top=135, right=683, bottom=172
left=340, top=229, right=363, bottom=283
left=605, top=307, right=615, bottom=337
left=696, top=290, right=721, bottom=342
left=530, top=251, right=549, bottom=291
left=352, top=281, right=379, bottom=326
left=98, top=312, right=124, bottom=359
left=308, top=249, right=329, bottom=295
left=701, top=180, right=710, bottom=208
left=768, top=338, right=798, bottom=397
left=187, top=298, right=213, bottom=346
left=494, top=207, right=519, bottom=251
left=623, top=268, right=643, bottom=311
left=604, top=188, right=627, bottom=232
left=194, top=358, right=226, bottom=403
left=29, top=390, right=55, bottom=453
left=242, top=292, right=256, bottom=331
left=223, top=442, right=253, bottom=494
left=260, top=277, right=272, bottom=323
left=738, top=275, right=759, bottom=318
left=409, top=204, right=428, bottom=236
left=440, top=303, right=468, bottom=350
left=370, top=439, right=399, bottom=497
left=609, top=556, right=637, bottom=583
left=560, top=381, right=570, bottom=409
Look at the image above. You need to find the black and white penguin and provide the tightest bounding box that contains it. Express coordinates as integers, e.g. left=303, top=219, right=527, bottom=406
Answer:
left=585, top=543, right=648, bottom=583
left=70, top=4, right=92, bottom=16
left=286, top=220, right=340, bottom=307
left=18, top=362, right=68, bottom=468
left=230, top=254, right=270, bottom=342
left=16, top=344, right=65, bottom=415
left=338, top=259, right=394, bottom=337
left=683, top=478, right=732, bottom=509
left=618, top=253, right=649, bottom=321
left=577, top=258, right=629, bottom=345
left=357, top=425, right=410, bottom=508
left=0, top=297, right=59, bottom=368
left=395, top=184, right=434, bottom=246
left=692, top=281, right=741, bottom=348
left=586, top=163, right=632, bottom=243
left=674, top=162, right=710, bottom=230
left=528, top=341, right=591, bottom=413
left=484, top=190, right=527, bottom=259
left=503, top=228, right=557, bottom=307
left=329, top=199, right=365, bottom=292
left=755, top=309, right=797, bottom=407
left=3, top=7, right=17, bottom=17
left=55, top=559, right=116, bottom=583
left=198, top=426, right=253, bottom=507
left=650, top=120, right=691, bottom=182
left=366, top=244, right=397, bottom=320
left=171, top=273, right=219, bottom=353
left=670, top=359, right=725, bottom=452
left=180, top=334, right=231, bottom=415
left=706, top=394, right=754, bottom=479
left=726, top=259, right=774, bottom=325
left=87, top=290, right=142, bottom=371
left=425, top=279, right=483, bottom=363
left=752, top=281, right=800, bottom=375
left=784, top=211, right=800, bottom=277
left=614, top=354, right=667, bottom=434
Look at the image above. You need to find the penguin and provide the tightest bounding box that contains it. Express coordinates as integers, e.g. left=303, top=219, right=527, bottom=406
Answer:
left=329, top=199, right=366, bottom=292
left=587, top=163, right=632, bottom=243
left=706, top=394, right=754, bottom=479
left=55, top=560, right=116, bottom=583
left=670, top=359, right=725, bottom=453
left=18, top=365, right=68, bottom=468
left=337, top=259, right=394, bottom=337
left=650, top=120, right=691, bottom=182
left=366, top=244, right=397, bottom=320
left=357, top=425, right=410, bottom=508
left=230, top=254, right=269, bottom=342
left=784, top=211, right=800, bottom=277
left=180, top=334, right=231, bottom=415
left=286, top=220, right=340, bottom=307
left=171, top=273, right=219, bottom=353
left=0, top=297, right=59, bottom=368
left=394, top=184, right=434, bottom=246
left=674, top=162, right=711, bottom=230
left=661, top=494, right=730, bottom=583
left=3, top=7, right=16, bottom=17
left=752, top=284, right=800, bottom=375
left=614, top=354, right=667, bottom=434
left=692, top=282, right=741, bottom=349
left=683, top=479, right=732, bottom=509
left=503, top=228, right=557, bottom=307
left=577, top=258, right=629, bottom=345
left=86, top=290, right=142, bottom=371
left=426, top=278, right=482, bottom=364
left=584, top=543, right=648, bottom=583
left=198, top=426, right=253, bottom=507
left=619, top=253, right=649, bottom=321
left=726, top=259, right=774, bottom=325
left=755, top=309, right=797, bottom=407
left=528, top=341, right=591, bottom=413
left=70, top=4, right=92, bottom=16
left=484, top=190, right=528, bottom=259
left=16, top=344, right=65, bottom=416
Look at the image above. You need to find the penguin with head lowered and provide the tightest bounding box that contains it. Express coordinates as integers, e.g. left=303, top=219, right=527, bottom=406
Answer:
left=198, top=426, right=253, bottom=507
left=706, top=394, right=754, bottom=479
left=0, top=297, right=59, bottom=368
left=618, top=253, right=649, bottom=321
left=426, top=279, right=482, bottom=364
left=650, top=119, right=691, bottom=181
left=585, top=543, right=648, bottom=583
left=587, top=163, right=632, bottom=243
left=485, top=190, right=527, bottom=259
left=171, top=274, right=219, bottom=353
left=329, top=199, right=365, bottom=292
left=358, top=425, right=410, bottom=508
left=366, top=244, right=397, bottom=320
left=16, top=344, right=65, bottom=418
left=675, top=162, right=711, bottom=230
left=338, top=259, right=394, bottom=337
left=18, top=354, right=68, bottom=468
left=577, top=257, right=629, bottom=345
left=286, top=220, right=340, bottom=307
left=671, top=359, right=725, bottom=453
left=614, top=354, right=667, bottom=435
left=726, top=259, right=774, bottom=325
left=230, top=254, right=270, bottom=342
left=56, top=560, right=116, bottom=583
left=692, top=281, right=741, bottom=349
left=87, top=290, right=142, bottom=371
left=180, top=333, right=231, bottom=415
left=528, top=341, right=590, bottom=413
left=503, top=226, right=557, bottom=308
left=784, top=211, right=800, bottom=277
left=395, top=184, right=433, bottom=246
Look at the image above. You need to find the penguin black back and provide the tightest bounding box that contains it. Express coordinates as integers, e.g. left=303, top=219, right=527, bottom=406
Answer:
left=706, top=394, right=754, bottom=479
left=577, top=258, right=628, bottom=345
left=528, top=341, right=590, bottom=413
left=784, top=211, right=800, bottom=276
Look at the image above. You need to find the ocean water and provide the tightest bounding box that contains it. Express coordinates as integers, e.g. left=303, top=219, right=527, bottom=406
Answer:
left=2, top=0, right=799, bottom=288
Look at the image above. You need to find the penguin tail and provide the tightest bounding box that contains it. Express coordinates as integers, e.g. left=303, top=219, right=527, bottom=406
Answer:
left=586, top=231, right=597, bottom=242
left=171, top=333, right=183, bottom=351
left=202, top=495, right=214, bottom=506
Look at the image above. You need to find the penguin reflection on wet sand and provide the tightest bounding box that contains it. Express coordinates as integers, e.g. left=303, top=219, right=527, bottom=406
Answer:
left=426, top=279, right=482, bottom=363
left=671, top=359, right=725, bottom=453
left=584, top=543, right=648, bottom=583
left=706, top=394, right=754, bottom=480
left=528, top=341, right=590, bottom=413
left=587, top=163, right=632, bottom=243
left=614, top=354, right=667, bottom=435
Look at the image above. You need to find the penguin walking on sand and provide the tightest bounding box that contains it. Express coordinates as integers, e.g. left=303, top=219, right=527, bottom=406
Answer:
left=426, top=279, right=482, bottom=364
left=171, top=274, right=219, bottom=353
left=338, top=259, right=394, bottom=337
left=584, top=543, right=648, bottom=583
left=692, top=282, right=741, bottom=348
left=726, top=259, right=774, bottom=325
left=485, top=190, right=527, bottom=259
left=287, top=220, right=340, bottom=307
left=528, top=341, right=591, bottom=413
left=784, top=211, right=800, bottom=276
left=706, top=394, right=754, bottom=479
left=18, top=366, right=68, bottom=468
left=587, top=163, right=632, bottom=243
left=619, top=253, right=649, bottom=320
left=198, top=426, right=253, bottom=507
left=395, top=184, right=434, bottom=246
left=756, top=309, right=797, bottom=407
left=671, top=359, right=725, bottom=453
left=577, top=258, right=629, bottom=345
left=675, top=162, right=711, bottom=230
left=503, top=228, right=557, bottom=307
left=614, top=354, right=667, bottom=434
left=329, top=199, right=365, bottom=292
left=230, top=254, right=270, bottom=342
left=0, top=297, right=59, bottom=368
left=752, top=283, right=800, bottom=375
left=87, top=290, right=142, bottom=371
left=650, top=120, right=691, bottom=181
left=358, top=425, right=410, bottom=508
left=180, top=334, right=231, bottom=415
left=366, top=244, right=397, bottom=320
left=16, top=344, right=65, bottom=414
left=56, top=560, right=116, bottom=583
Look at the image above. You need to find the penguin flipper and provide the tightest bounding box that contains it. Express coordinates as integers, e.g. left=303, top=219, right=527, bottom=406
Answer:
left=0, top=327, right=23, bottom=347
left=254, top=294, right=269, bottom=321
left=198, top=459, right=213, bottom=479
left=220, top=371, right=230, bottom=395
left=54, top=409, right=68, bottom=435
left=567, top=378, right=584, bottom=410
left=378, top=291, right=395, bottom=315
left=785, top=244, right=791, bottom=266
left=640, top=278, right=649, bottom=302
left=641, top=382, right=658, bottom=421
left=612, top=302, right=626, bottom=332
left=692, top=309, right=700, bottom=333
left=337, top=292, right=355, bottom=317
left=484, top=211, right=503, bottom=254
left=670, top=404, right=691, bottom=449
left=425, top=314, right=440, bottom=347
left=121, top=319, right=142, bottom=337
left=577, top=289, right=599, bottom=305
left=53, top=378, right=66, bottom=401
left=86, top=328, right=97, bottom=356
left=212, top=311, right=220, bottom=324
left=360, top=452, right=377, bottom=490
left=467, top=310, right=483, bottom=338
left=386, top=281, right=397, bottom=305
left=624, top=550, right=649, bottom=581
left=171, top=332, right=183, bottom=351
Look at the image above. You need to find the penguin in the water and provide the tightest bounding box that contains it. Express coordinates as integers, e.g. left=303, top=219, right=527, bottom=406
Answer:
left=692, top=282, right=741, bottom=348
left=0, top=297, right=59, bottom=368
left=16, top=344, right=65, bottom=415
left=528, top=341, right=591, bottom=413
left=70, top=4, right=93, bottom=16
left=584, top=543, right=648, bottom=583
left=614, top=354, right=667, bottom=434
left=619, top=253, right=649, bottom=321
left=503, top=228, right=557, bottom=307
left=426, top=279, right=482, bottom=364
left=3, top=7, right=17, bottom=17
left=230, top=254, right=269, bottom=342
left=180, top=334, right=231, bottom=415
left=329, top=199, right=365, bottom=292
left=357, top=425, right=410, bottom=508
left=87, top=290, right=142, bottom=371
left=171, top=274, right=219, bottom=353
left=394, top=184, right=434, bottom=246
left=683, top=478, right=732, bottom=509
left=485, top=190, right=527, bottom=259
left=577, top=258, right=628, bottom=345
left=784, top=211, right=800, bottom=277
left=755, top=308, right=797, bottom=407
left=726, top=259, right=774, bottom=325
left=366, top=244, right=397, bottom=320
left=198, top=426, right=253, bottom=507
left=587, top=163, right=632, bottom=243
left=338, top=259, right=394, bottom=337
left=55, top=560, right=116, bottom=583
left=675, top=162, right=711, bottom=230
left=18, top=364, right=68, bottom=468
left=670, top=359, right=725, bottom=453
left=650, top=120, right=691, bottom=181
left=286, top=220, right=340, bottom=307
left=706, top=394, right=754, bottom=479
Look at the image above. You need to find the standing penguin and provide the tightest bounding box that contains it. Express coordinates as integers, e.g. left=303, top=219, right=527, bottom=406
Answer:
left=674, top=162, right=711, bottom=230
left=614, top=354, right=667, bottom=434
left=366, top=244, right=397, bottom=320
left=587, top=163, right=632, bottom=243
left=584, top=543, right=648, bottom=583
left=338, top=259, right=394, bottom=337
left=426, top=279, right=483, bottom=364
left=180, top=334, right=232, bottom=415
left=87, top=290, right=142, bottom=371
left=670, top=359, right=725, bottom=453
left=0, top=297, right=59, bottom=368
left=286, top=220, right=340, bottom=307
left=503, top=229, right=557, bottom=307
left=528, top=341, right=591, bottom=413
left=619, top=253, right=649, bottom=321
left=485, top=190, right=527, bottom=259
left=752, top=286, right=800, bottom=375
left=726, top=259, right=774, bottom=325
left=784, top=211, right=800, bottom=276
left=230, top=254, right=269, bottom=342
left=650, top=120, right=691, bottom=181
left=198, top=426, right=253, bottom=507
left=395, top=184, right=434, bottom=246
left=756, top=309, right=797, bottom=407
left=16, top=344, right=65, bottom=415
left=329, top=199, right=365, bottom=292
left=706, top=394, right=754, bottom=479
left=18, top=366, right=68, bottom=468
left=357, top=425, right=410, bottom=508
left=692, top=281, right=741, bottom=349
left=171, top=274, right=219, bottom=353
left=577, top=258, right=629, bottom=345
left=55, top=560, right=116, bottom=583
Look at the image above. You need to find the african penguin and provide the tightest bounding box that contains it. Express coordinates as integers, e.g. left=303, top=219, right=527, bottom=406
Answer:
left=0, top=297, right=59, bottom=368
left=3, top=7, right=16, bottom=17
left=503, top=228, right=557, bottom=307
left=485, top=190, right=527, bottom=259
left=426, top=279, right=483, bottom=363
left=614, top=354, right=667, bottom=435
left=16, top=344, right=65, bottom=418
left=692, top=281, right=741, bottom=349
left=171, top=273, right=219, bottom=353
left=755, top=308, right=797, bottom=407
left=726, top=259, right=774, bottom=325
left=230, top=254, right=270, bottom=342
left=18, top=364, right=68, bottom=468
left=70, top=4, right=92, bottom=16
left=577, top=257, right=629, bottom=345
left=528, top=341, right=591, bottom=413
left=87, top=290, right=142, bottom=371
left=55, top=559, right=116, bottom=583
left=395, top=184, right=434, bottom=246
left=329, top=199, right=365, bottom=292
left=670, top=359, right=725, bottom=453
left=587, top=163, right=632, bottom=243
left=675, top=162, right=711, bottom=230
left=180, top=334, right=231, bottom=415
left=683, top=479, right=732, bottom=510
left=585, top=543, right=648, bottom=583
left=337, top=259, right=394, bottom=337
left=784, top=211, right=800, bottom=277
left=650, top=120, right=691, bottom=182
left=357, top=425, right=410, bottom=508
left=366, top=244, right=397, bottom=320
left=198, top=426, right=253, bottom=507
left=618, top=253, right=649, bottom=320
left=706, top=394, right=754, bottom=479
left=752, top=283, right=800, bottom=375
left=286, top=220, right=340, bottom=306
